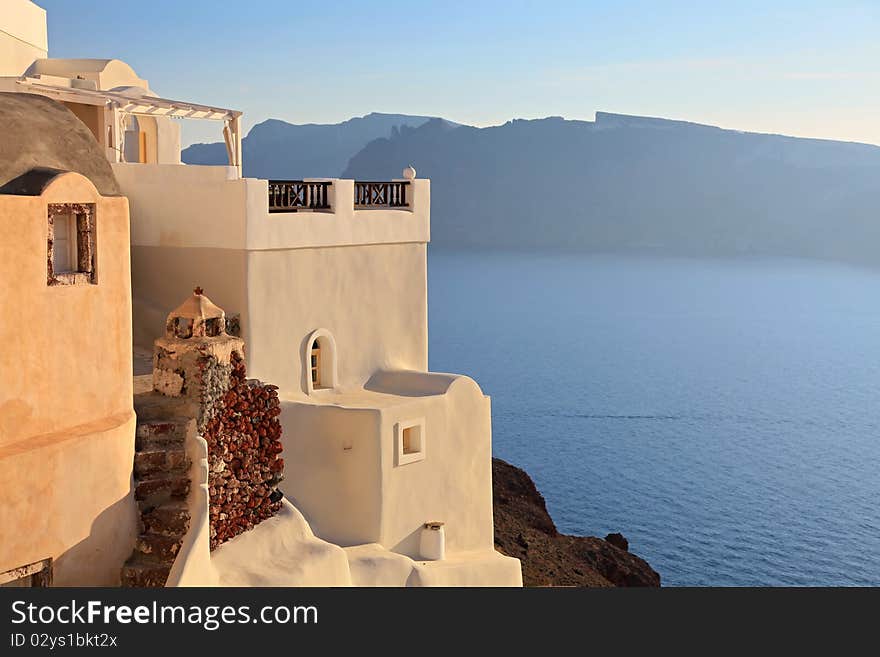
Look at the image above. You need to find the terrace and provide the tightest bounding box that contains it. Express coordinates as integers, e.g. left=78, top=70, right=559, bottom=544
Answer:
left=2, top=74, right=429, bottom=249
left=114, top=164, right=429, bottom=253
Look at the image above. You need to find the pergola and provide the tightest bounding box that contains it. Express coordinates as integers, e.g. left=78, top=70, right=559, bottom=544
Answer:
left=10, top=77, right=243, bottom=175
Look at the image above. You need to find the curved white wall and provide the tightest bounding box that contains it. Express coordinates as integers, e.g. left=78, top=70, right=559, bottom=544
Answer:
left=279, top=371, right=494, bottom=559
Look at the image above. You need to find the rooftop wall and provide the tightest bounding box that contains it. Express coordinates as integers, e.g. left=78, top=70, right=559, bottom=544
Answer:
left=23, top=58, right=150, bottom=92
left=0, top=0, right=47, bottom=77
left=114, top=163, right=430, bottom=251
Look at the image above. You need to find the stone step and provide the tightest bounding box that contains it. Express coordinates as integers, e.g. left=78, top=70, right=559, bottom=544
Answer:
left=121, top=557, right=171, bottom=588
left=142, top=501, right=191, bottom=537
left=135, top=419, right=188, bottom=450
left=134, top=447, right=189, bottom=478
left=134, top=532, right=184, bottom=564
left=135, top=472, right=190, bottom=506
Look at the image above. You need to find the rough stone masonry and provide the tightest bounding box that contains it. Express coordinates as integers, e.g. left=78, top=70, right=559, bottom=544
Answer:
left=151, top=290, right=284, bottom=551
left=203, top=352, right=284, bottom=549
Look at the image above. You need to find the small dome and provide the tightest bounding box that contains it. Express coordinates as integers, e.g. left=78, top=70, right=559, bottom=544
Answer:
left=165, top=287, right=227, bottom=339
left=0, top=93, right=120, bottom=196
left=402, top=165, right=416, bottom=180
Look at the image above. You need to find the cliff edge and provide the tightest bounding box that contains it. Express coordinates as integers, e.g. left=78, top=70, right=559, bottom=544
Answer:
left=492, top=458, right=660, bottom=587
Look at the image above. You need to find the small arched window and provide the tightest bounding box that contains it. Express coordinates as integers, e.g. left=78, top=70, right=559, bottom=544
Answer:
left=305, top=329, right=338, bottom=394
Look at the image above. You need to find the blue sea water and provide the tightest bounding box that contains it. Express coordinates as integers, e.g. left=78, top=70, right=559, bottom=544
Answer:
left=427, top=251, right=880, bottom=586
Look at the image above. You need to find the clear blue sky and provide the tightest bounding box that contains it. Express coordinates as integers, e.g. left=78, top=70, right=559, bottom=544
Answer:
left=37, top=0, right=880, bottom=147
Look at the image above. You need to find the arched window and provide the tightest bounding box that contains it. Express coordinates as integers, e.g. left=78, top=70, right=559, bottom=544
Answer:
left=304, top=329, right=338, bottom=394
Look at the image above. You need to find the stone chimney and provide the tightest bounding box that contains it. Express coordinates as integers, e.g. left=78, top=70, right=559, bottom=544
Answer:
left=152, top=288, right=244, bottom=429
left=146, top=288, right=284, bottom=550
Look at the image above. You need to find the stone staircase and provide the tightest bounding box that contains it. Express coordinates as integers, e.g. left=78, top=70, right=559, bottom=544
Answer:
left=121, top=417, right=192, bottom=587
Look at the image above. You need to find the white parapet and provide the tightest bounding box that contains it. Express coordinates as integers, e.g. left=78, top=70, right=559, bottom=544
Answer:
left=113, top=163, right=430, bottom=251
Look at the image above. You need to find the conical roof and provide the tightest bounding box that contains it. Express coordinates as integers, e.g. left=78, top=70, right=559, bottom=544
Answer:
left=168, top=287, right=225, bottom=322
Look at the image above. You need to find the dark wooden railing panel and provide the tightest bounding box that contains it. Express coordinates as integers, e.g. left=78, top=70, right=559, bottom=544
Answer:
left=268, top=180, right=331, bottom=213
left=354, top=181, right=409, bottom=209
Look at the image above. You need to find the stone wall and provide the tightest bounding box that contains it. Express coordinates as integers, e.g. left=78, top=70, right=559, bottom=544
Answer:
left=203, top=352, right=284, bottom=549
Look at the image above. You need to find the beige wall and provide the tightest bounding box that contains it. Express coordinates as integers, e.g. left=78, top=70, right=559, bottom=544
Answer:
left=247, top=242, right=428, bottom=393
left=0, top=174, right=133, bottom=442
left=0, top=0, right=47, bottom=77
left=0, top=414, right=137, bottom=585
left=63, top=101, right=105, bottom=146
left=0, top=172, right=137, bottom=584
left=130, top=246, right=247, bottom=347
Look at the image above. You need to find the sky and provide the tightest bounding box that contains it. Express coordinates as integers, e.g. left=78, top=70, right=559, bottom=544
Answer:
left=37, top=0, right=880, bottom=148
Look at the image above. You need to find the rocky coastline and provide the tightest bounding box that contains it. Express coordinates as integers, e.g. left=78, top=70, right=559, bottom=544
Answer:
left=492, top=458, right=661, bottom=587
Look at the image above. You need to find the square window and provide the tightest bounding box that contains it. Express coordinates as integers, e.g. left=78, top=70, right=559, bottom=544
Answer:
left=402, top=426, right=419, bottom=454
left=396, top=419, right=425, bottom=466
left=48, top=203, right=96, bottom=286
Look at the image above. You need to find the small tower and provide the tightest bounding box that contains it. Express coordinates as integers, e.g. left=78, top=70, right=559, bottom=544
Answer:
left=152, top=288, right=244, bottom=423
left=163, top=285, right=227, bottom=340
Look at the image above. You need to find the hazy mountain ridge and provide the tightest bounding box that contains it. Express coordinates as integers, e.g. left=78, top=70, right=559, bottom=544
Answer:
left=342, top=112, right=880, bottom=263
left=181, top=112, right=447, bottom=179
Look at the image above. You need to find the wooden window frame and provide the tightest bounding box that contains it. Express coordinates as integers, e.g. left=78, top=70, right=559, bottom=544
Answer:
left=311, top=345, right=322, bottom=388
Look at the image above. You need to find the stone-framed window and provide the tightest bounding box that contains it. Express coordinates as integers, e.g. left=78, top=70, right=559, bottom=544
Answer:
left=48, top=203, right=96, bottom=286
left=0, top=558, right=52, bottom=587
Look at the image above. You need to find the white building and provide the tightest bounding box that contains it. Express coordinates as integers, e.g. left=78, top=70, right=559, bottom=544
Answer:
left=0, top=0, right=521, bottom=587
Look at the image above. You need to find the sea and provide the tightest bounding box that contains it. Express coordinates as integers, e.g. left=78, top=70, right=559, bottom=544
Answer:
left=427, top=250, right=880, bottom=586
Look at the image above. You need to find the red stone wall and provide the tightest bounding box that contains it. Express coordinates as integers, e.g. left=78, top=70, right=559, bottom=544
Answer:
left=203, top=352, right=284, bottom=549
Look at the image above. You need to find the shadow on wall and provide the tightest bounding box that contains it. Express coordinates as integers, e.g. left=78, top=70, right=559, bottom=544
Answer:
left=364, top=370, right=458, bottom=398
left=52, top=491, right=138, bottom=586
left=132, top=296, right=172, bottom=349
left=391, top=525, right=424, bottom=559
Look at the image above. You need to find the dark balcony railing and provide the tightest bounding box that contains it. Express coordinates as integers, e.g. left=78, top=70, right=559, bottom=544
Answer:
left=268, top=180, right=331, bottom=213
left=354, top=181, right=409, bottom=209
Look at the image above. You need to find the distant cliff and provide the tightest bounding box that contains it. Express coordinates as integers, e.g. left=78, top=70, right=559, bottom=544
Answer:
left=492, top=458, right=660, bottom=587
left=181, top=112, right=445, bottom=180
left=185, top=109, right=880, bottom=264
left=342, top=112, right=880, bottom=264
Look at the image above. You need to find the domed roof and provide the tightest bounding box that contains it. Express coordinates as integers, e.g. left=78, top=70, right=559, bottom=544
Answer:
left=0, top=92, right=120, bottom=196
